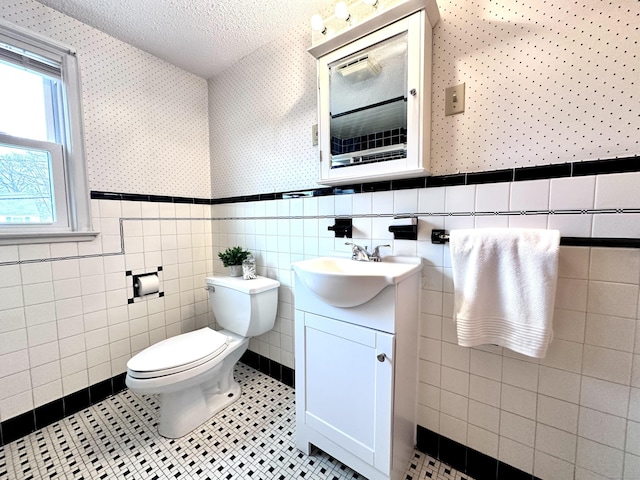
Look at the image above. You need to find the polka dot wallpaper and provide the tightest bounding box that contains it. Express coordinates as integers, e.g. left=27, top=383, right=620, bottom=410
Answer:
left=209, top=0, right=639, bottom=197
left=208, top=22, right=320, bottom=198
left=430, top=0, right=640, bottom=174
left=0, top=0, right=212, bottom=199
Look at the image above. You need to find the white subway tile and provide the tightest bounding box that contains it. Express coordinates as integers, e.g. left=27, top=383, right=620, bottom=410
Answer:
left=501, top=384, right=537, bottom=419
left=445, top=185, right=476, bottom=213
left=0, top=286, right=23, bottom=310
left=0, top=349, right=29, bottom=378
left=534, top=451, right=575, bottom=480
left=589, top=247, right=640, bottom=284
left=585, top=313, right=635, bottom=352
left=393, top=189, right=418, bottom=214
left=500, top=411, right=535, bottom=446
left=535, top=423, right=577, bottom=463
left=582, top=345, right=632, bottom=385
left=592, top=213, right=640, bottom=239
left=578, top=406, right=626, bottom=449
left=587, top=281, right=638, bottom=319
left=510, top=179, right=550, bottom=211
left=467, top=424, right=499, bottom=457
left=553, top=309, right=586, bottom=343
left=440, top=390, right=468, bottom=421
left=0, top=308, right=25, bottom=333
left=550, top=176, right=596, bottom=210
left=468, top=399, right=500, bottom=433
left=469, top=374, right=501, bottom=407
left=28, top=341, right=60, bottom=368
left=23, top=282, right=55, bottom=306
left=627, top=420, right=640, bottom=456
left=439, top=412, right=467, bottom=444
left=580, top=376, right=629, bottom=417
left=441, top=366, right=469, bottom=397
left=27, top=322, right=58, bottom=348
left=548, top=213, right=593, bottom=238
left=475, top=183, right=510, bottom=212
left=537, top=394, right=579, bottom=434
left=540, top=339, right=583, bottom=374
left=594, top=172, right=640, bottom=209
left=441, top=342, right=470, bottom=371
left=30, top=361, right=61, bottom=387
left=555, top=278, right=588, bottom=311
left=24, top=302, right=56, bottom=327
left=0, top=265, right=20, bottom=288
left=498, top=436, right=533, bottom=474
left=576, top=437, right=624, bottom=479
left=502, top=357, right=539, bottom=392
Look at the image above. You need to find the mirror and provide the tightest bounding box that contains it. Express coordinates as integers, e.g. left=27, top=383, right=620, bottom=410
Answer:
left=328, top=31, right=408, bottom=170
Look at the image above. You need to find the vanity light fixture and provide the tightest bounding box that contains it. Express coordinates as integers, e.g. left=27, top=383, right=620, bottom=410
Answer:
left=311, top=14, right=327, bottom=34
left=334, top=2, right=351, bottom=22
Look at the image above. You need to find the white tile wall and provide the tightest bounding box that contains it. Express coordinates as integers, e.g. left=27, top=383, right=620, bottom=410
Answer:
left=203, top=173, right=640, bottom=478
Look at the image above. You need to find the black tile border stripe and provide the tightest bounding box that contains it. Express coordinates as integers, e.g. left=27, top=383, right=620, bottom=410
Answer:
left=0, top=372, right=127, bottom=446
left=0, top=353, right=293, bottom=447
left=416, top=425, right=542, bottom=480
left=91, top=155, right=640, bottom=206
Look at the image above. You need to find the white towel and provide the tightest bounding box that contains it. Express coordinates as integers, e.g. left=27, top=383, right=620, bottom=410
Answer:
left=449, top=228, right=560, bottom=358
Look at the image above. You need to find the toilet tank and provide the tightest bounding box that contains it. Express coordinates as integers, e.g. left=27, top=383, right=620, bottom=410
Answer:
left=205, top=275, right=280, bottom=337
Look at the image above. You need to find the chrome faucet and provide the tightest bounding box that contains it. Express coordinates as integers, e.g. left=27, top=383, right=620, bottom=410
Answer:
left=345, top=242, right=370, bottom=261
left=345, top=242, right=391, bottom=262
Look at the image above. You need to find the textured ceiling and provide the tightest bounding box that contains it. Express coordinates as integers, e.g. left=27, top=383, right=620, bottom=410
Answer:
left=35, top=0, right=332, bottom=78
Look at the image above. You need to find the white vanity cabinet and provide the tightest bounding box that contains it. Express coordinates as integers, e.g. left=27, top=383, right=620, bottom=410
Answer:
left=293, top=267, right=420, bottom=480
left=310, top=0, right=440, bottom=186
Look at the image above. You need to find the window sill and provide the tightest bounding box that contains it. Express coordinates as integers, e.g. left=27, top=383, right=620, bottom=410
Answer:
left=0, top=231, right=100, bottom=246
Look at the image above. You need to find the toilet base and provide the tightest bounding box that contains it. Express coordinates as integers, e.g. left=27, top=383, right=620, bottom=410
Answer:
left=131, top=334, right=250, bottom=439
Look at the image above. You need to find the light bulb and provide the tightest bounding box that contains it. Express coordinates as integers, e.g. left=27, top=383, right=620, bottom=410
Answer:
left=335, top=2, right=350, bottom=21
left=311, top=14, right=326, bottom=34
left=362, top=0, right=378, bottom=6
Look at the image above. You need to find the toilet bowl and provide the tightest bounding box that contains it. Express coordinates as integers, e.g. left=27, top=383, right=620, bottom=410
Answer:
left=125, top=275, right=280, bottom=438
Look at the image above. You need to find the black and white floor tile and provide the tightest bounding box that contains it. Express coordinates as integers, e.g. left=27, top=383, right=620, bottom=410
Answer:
left=0, top=364, right=472, bottom=480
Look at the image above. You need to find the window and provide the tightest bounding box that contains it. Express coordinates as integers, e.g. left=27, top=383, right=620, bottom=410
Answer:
left=0, top=19, right=94, bottom=244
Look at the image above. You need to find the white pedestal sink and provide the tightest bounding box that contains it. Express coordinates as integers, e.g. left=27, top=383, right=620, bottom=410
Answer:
left=291, top=256, right=422, bottom=308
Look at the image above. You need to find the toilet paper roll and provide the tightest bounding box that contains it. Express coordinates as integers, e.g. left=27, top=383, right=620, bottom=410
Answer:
left=136, top=274, right=159, bottom=296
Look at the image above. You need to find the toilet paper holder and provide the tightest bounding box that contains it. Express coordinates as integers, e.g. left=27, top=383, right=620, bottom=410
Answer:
left=133, top=272, right=160, bottom=297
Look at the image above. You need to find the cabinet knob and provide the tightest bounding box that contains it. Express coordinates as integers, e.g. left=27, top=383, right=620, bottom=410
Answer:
left=410, top=88, right=417, bottom=96
left=377, top=353, right=387, bottom=362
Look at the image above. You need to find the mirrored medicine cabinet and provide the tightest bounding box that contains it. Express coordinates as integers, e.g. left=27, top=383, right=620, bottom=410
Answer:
left=309, top=0, right=440, bottom=186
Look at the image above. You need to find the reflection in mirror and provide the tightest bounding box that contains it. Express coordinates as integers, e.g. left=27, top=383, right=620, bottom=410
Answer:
left=328, top=32, right=408, bottom=169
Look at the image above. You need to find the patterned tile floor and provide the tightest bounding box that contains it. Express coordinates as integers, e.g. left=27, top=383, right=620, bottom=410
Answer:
left=0, top=364, right=472, bottom=480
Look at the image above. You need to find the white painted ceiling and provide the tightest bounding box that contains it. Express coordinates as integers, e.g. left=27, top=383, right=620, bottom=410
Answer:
left=35, top=0, right=332, bottom=78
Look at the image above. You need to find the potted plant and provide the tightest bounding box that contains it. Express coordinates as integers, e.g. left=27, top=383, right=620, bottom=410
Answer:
left=218, top=246, right=251, bottom=277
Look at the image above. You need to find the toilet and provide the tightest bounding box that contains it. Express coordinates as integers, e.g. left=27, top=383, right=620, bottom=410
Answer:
left=125, top=275, right=280, bottom=438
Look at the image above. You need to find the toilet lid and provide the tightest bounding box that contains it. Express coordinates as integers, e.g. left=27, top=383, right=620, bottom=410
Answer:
left=127, top=328, right=229, bottom=378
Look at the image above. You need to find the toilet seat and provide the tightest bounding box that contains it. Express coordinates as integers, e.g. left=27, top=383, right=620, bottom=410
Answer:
left=127, top=328, right=229, bottom=379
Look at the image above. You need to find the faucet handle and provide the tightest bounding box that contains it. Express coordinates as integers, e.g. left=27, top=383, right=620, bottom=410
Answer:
left=372, top=244, right=391, bottom=261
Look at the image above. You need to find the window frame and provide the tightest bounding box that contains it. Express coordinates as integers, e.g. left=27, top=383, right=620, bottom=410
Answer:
left=0, top=19, right=96, bottom=245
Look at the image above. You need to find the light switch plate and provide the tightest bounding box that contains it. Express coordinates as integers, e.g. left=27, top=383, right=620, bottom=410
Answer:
left=445, top=83, right=465, bottom=116
left=312, top=124, right=319, bottom=146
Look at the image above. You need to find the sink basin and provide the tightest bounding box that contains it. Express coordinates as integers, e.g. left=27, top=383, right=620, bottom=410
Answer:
left=291, top=256, right=422, bottom=308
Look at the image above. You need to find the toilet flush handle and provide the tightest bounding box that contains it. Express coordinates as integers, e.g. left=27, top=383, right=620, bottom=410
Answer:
left=204, top=285, right=215, bottom=292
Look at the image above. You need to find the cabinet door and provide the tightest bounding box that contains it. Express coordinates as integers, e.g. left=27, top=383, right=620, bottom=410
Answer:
left=317, top=10, right=428, bottom=185
left=302, top=313, right=395, bottom=473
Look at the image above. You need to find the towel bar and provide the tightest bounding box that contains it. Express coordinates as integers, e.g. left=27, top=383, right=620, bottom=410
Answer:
left=431, top=229, right=640, bottom=249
